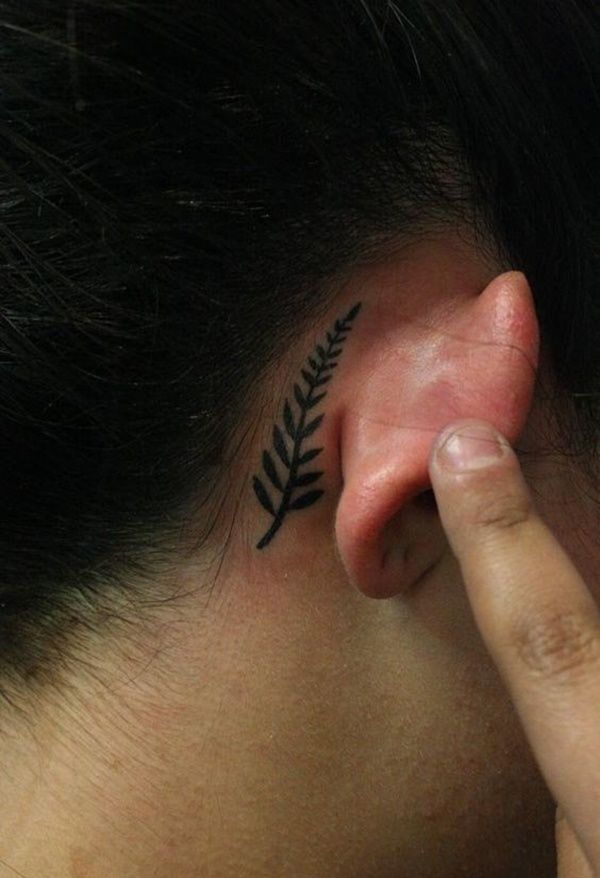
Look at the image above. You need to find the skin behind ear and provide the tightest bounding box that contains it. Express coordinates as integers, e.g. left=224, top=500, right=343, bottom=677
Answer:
left=334, top=270, right=540, bottom=599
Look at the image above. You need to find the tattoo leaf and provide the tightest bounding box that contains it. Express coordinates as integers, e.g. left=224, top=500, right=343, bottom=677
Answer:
left=315, top=374, right=332, bottom=387
left=306, top=391, right=326, bottom=409
left=284, top=400, right=296, bottom=439
left=253, top=476, right=275, bottom=516
left=302, top=414, right=324, bottom=438
left=346, top=302, right=362, bottom=321
left=298, top=447, right=323, bottom=465
left=301, top=368, right=316, bottom=388
left=308, top=356, right=320, bottom=371
left=294, top=383, right=307, bottom=410
left=316, top=344, right=327, bottom=361
left=329, top=348, right=343, bottom=358
left=262, top=450, right=283, bottom=491
left=289, top=490, right=324, bottom=510
left=273, top=425, right=290, bottom=468
left=294, top=471, right=323, bottom=487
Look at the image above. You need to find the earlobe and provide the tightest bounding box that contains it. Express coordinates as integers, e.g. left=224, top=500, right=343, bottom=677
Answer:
left=334, top=270, right=540, bottom=599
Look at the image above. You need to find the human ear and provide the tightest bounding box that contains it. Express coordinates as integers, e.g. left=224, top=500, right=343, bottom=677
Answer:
left=334, top=270, right=540, bottom=599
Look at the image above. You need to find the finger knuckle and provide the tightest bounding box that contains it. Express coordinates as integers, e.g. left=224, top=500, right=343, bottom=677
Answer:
left=510, top=607, right=600, bottom=684
left=472, top=488, right=532, bottom=533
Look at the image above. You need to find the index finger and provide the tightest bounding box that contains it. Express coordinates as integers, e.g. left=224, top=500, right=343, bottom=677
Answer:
left=428, top=418, right=600, bottom=871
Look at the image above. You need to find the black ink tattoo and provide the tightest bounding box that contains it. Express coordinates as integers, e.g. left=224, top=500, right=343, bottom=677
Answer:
left=253, top=301, right=362, bottom=549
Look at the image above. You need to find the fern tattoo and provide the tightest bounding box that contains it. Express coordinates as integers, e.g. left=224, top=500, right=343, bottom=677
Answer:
left=253, top=301, right=362, bottom=549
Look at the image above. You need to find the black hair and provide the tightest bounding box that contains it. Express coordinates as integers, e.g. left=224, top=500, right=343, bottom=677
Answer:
left=0, top=0, right=599, bottom=709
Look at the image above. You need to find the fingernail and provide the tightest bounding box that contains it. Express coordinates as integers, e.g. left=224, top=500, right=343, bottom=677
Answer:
left=436, top=423, right=509, bottom=472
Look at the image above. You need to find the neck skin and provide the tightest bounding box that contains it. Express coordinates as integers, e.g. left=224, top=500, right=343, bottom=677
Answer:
left=0, top=553, right=388, bottom=878
left=0, top=555, right=279, bottom=878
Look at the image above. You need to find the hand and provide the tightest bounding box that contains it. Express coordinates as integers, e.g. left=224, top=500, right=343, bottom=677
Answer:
left=428, top=418, right=600, bottom=878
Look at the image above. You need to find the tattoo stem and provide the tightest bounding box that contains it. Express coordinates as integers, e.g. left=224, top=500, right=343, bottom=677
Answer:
left=253, top=300, right=362, bottom=549
left=256, top=332, right=337, bottom=549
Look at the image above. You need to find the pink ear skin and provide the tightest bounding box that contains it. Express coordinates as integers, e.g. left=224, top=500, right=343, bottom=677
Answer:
left=334, top=271, right=540, bottom=599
